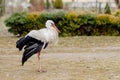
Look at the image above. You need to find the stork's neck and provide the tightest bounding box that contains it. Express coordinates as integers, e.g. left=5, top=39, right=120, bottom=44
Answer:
left=47, top=27, right=58, bottom=33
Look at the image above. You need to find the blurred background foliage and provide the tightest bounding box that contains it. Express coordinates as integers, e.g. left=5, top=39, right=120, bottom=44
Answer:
left=5, top=11, right=120, bottom=37
left=1, top=0, right=120, bottom=15
left=1, top=0, right=120, bottom=37
left=53, top=0, right=63, bottom=9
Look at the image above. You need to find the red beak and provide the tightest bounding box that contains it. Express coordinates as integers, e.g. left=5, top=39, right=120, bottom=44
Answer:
left=52, top=24, right=60, bottom=33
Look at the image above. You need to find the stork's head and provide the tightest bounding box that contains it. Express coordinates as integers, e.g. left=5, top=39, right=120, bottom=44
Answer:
left=45, top=20, right=60, bottom=33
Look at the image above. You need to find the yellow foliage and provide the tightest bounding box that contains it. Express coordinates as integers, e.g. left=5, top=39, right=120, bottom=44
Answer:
left=96, top=14, right=119, bottom=26
left=66, top=11, right=78, bottom=19
left=27, top=12, right=40, bottom=21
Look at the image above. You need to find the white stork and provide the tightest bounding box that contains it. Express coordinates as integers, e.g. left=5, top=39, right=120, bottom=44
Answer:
left=16, top=20, right=60, bottom=72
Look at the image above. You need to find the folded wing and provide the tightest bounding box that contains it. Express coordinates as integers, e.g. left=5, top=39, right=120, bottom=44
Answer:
left=16, top=36, right=48, bottom=66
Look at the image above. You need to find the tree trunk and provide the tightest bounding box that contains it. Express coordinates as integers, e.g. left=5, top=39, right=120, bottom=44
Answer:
left=0, top=0, right=5, bottom=16
left=115, top=0, right=120, bottom=9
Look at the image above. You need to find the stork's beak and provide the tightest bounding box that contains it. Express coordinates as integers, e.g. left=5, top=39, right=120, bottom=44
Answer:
left=52, top=24, right=60, bottom=33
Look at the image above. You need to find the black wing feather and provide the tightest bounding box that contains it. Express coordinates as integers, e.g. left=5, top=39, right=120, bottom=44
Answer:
left=22, top=43, right=44, bottom=66
left=16, top=36, right=49, bottom=66
left=21, top=38, right=44, bottom=66
left=16, top=36, right=31, bottom=51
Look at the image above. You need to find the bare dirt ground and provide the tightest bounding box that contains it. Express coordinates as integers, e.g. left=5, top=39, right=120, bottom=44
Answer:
left=0, top=37, right=120, bottom=80
left=0, top=52, right=120, bottom=80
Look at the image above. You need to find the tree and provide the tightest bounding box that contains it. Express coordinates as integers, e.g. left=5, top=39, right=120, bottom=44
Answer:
left=104, top=2, right=111, bottom=14
left=29, top=0, right=45, bottom=12
left=46, top=0, right=50, bottom=9
left=0, top=0, right=5, bottom=16
left=115, top=0, right=120, bottom=9
left=53, top=0, right=63, bottom=9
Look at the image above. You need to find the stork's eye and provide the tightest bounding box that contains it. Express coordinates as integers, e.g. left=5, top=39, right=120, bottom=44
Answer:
left=51, top=23, right=54, bottom=26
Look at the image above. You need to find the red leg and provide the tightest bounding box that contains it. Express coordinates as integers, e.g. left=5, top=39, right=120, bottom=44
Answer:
left=38, top=51, right=40, bottom=61
left=37, top=51, right=41, bottom=72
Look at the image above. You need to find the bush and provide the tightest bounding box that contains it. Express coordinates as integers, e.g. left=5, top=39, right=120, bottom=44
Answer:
left=53, top=0, right=63, bottom=9
left=58, top=12, right=80, bottom=36
left=4, top=11, right=120, bottom=37
left=76, top=14, right=95, bottom=36
left=95, top=14, right=120, bottom=35
left=5, top=11, right=66, bottom=36
left=114, top=10, right=120, bottom=17
left=25, top=12, right=43, bottom=33
left=4, top=12, right=28, bottom=36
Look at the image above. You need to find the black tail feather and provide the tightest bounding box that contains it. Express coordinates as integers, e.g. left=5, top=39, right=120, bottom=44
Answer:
left=22, top=42, right=44, bottom=66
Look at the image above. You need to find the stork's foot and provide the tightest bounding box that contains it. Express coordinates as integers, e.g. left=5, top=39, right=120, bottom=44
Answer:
left=38, top=69, right=47, bottom=73
left=38, top=68, right=42, bottom=72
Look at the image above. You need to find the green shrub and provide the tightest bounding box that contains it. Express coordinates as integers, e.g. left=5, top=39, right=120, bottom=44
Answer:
left=95, top=14, right=120, bottom=35
left=114, top=10, right=120, bottom=17
left=4, top=11, right=120, bottom=37
left=4, top=12, right=28, bottom=36
left=58, top=12, right=80, bottom=36
left=37, top=11, right=66, bottom=30
left=5, top=11, right=66, bottom=36
left=25, top=12, right=43, bottom=34
left=76, top=13, right=96, bottom=36
left=53, top=0, right=63, bottom=9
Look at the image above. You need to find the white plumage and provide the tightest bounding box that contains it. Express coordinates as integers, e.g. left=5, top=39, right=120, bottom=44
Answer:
left=27, top=20, right=59, bottom=44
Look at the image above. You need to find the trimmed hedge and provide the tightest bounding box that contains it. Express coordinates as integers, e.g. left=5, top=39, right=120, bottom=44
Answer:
left=95, top=14, right=120, bottom=35
left=5, top=11, right=120, bottom=37
left=4, top=12, right=28, bottom=36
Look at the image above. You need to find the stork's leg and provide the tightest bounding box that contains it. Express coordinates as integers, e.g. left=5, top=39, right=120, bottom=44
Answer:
left=37, top=51, right=42, bottom=72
